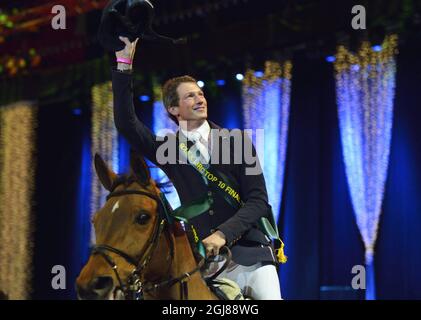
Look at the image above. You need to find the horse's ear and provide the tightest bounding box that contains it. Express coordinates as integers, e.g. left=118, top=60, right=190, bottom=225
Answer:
left=94, top=153, right=118, bottom=191
left=130, top=149, right=151, bottom=184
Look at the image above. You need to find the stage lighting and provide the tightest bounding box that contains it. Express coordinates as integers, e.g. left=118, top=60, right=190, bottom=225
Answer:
left=242, top=61, right=292, bottom=223
left=372, top=45, right=382, bottom=52
left=334, top=34, right=398, bottom=300
left=197, top=80, right=205, bottom=88
left=216, top=79, right=226, bottom=86
left=326, top=55, right=336, bottom=63
left=139, top=95, right=150, bottom=102
left=0, top=102, right=36, bottom=299
left=236, top=73, right=244, bottom=81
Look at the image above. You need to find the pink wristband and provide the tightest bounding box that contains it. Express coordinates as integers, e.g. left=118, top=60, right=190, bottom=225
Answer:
left=117, top=57, right=132, bottom=65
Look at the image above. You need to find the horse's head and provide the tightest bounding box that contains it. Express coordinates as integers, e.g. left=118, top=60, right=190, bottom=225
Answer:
left=76, top=152, right=165, bottom=300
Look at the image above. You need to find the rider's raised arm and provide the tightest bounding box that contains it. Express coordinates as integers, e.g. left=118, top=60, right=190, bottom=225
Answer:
left=111, top=37, right=161, bottom=165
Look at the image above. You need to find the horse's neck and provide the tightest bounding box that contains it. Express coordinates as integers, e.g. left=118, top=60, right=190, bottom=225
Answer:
left=143, top=222, right=216, bottom=300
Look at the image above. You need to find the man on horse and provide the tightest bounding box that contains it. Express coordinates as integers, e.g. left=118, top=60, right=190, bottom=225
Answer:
left=111, top=36, right=283, bottom=300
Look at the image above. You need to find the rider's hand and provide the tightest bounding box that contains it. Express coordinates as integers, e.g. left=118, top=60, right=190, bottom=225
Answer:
left=115, top=36, right=139, bottom=71
left=202, top=230, right=226, bottom=257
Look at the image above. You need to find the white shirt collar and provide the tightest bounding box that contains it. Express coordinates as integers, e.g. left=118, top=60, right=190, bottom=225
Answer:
left=180, top=120, right=211, bottom=142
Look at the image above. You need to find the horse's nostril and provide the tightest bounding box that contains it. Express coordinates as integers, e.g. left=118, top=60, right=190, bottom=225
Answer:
left=92, top=276, right=113, bottom=292
left=76, top=285, right=90, bottom=300
left=77, top=276, right=114, bottom=300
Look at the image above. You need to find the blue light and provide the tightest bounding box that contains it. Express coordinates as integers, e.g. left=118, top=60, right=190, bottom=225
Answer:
left=72, top=108, right=82, bottom=116
left=216, top=79, right=226, bottom=86
left=118, top=135, right=130, bottom=176
left=222, top=97, right=242, bottom=129
left=336, top=40, right=397, bottom=300
left=372, top=45, right=382, bottom=52
left=73, top=132, right=92, bottom=296
left=152, top=100, right=178, bottom=135
left=197, top=81, right=205, bottom=88
left=242, top=66, right=292, bottom=223
left=152, top=100, right=181, bottom=210
left=139, top=95, right=150, bottom=102
left=254, top=71, right=264, bottom=78
left=236, top=73, right=244, bottom=81
left=326, top=55, right=336, bottom=63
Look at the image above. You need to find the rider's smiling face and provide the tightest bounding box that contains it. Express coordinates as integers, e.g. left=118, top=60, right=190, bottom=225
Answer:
left=168, top=82, right=208, bottom=123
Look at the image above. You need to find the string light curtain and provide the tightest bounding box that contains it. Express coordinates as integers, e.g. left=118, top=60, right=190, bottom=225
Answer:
left=334, top=34, right=398, bottom=300
left=91, top=81, right=119, bottom=242
left=152, top=81, right=180, bottom=210
left=242, top=61, right=292, bottom=223
left=0, top=102, right=36, bottom=299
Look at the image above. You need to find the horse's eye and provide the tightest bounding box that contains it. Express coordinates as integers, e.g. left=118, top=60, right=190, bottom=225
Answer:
left=135, top=212, right=151, bottom=225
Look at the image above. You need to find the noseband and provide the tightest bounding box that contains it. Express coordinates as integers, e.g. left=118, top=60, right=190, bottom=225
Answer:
left=90, top=188, right=204, bottom=300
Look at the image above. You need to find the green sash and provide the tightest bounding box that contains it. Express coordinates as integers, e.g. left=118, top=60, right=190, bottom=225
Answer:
left=165, top=139, right=287, bottom=263
left=177, top=142, right=281, bottom=243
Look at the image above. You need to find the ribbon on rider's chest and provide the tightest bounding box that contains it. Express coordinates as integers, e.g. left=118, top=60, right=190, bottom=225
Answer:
left=176, top=125, right=233, bottom=170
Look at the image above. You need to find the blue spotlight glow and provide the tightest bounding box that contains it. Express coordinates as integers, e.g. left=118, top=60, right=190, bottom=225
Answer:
left=254, top=71, right=264, bottom=78
left=326, top=55, right=336, bottom=63
left=372, top=45, right=382, bottom=52
left=73, top=132, right=92, bottom=288
left=216, top=80, right=226, bottom=86
left=72, top=108, right=82, bottom=116
left=139, top=95, right=150, bottom=102
left=118, top=135, right=130, bottom=176
left=152, top=100, right=180, bottom=210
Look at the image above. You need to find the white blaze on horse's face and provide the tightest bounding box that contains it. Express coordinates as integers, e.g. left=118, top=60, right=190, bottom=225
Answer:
left=112, top=201, right=120, bottom=214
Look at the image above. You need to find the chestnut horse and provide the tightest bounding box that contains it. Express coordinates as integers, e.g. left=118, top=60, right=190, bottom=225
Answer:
left=76, top=153, right=218, bottom=300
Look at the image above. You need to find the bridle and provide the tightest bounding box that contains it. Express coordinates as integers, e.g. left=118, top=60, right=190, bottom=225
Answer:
left=90, top=188, right=205, bottom=300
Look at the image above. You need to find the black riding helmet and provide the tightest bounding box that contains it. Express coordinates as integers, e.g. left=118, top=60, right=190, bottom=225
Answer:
left=98, top=0, right=187, bottom=51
